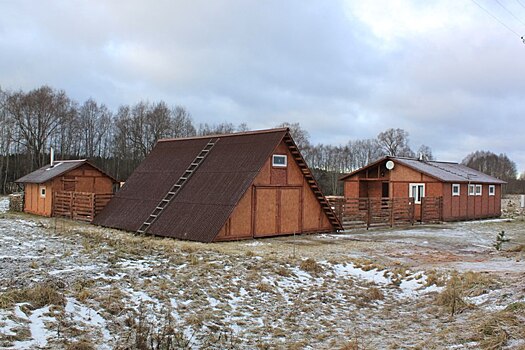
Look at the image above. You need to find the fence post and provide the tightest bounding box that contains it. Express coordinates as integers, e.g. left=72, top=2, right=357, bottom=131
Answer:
left=91, top=193, right=95, bottom=222
left=420, top=197, right=424, bottom=224
left=390, top=198, right=394, bottom=227
left=410, top=198, right=414, bottom=225
left=69, top=192, right=74, bottom=219
left=366, top=198, right=371, bottom=230
left=439, top=196, right=443, bottom=222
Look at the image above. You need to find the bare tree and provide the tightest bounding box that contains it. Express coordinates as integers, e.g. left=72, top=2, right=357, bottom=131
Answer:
left=462, top=150, right=517, bottom=181
left=237, top=122, right=250, bottom=132
left=0, top=88, right=14, bottom=192
left=417, top=144, right=434, bottom=161
left=377, top=128, right=413, bottom=157
left=4, top=86, right=73, bottom=168
left=78, top=98, right=112, bottom=158
left=198, top=122, right=236, bottom=136
left=276, top=122, right=311, bottom=152
left=350, top=139, right=382, bottom=169
left=172, top=106, right=196, bottom=138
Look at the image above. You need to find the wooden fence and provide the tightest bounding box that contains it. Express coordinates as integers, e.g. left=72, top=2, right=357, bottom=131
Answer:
left=329, top=197, right=443, bottom=230
left=53, top=191, right=113, bottom=222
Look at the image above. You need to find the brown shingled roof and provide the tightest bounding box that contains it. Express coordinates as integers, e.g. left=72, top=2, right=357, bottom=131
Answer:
left=15, top=160, right=117, bottom=184
left=94, top=128, right=335, bottom=242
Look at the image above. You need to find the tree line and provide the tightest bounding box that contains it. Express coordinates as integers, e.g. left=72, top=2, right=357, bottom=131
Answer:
left=1, top=85, right=522, bottom=195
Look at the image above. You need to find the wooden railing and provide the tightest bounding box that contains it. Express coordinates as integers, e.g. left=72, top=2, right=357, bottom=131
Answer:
left=53, top=191, right=113, bottom=222
left=328, top=196, right=443, bottom=230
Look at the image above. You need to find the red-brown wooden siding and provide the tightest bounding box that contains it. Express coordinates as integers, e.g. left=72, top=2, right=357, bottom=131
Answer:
left=215, top=139, right=332, bottom=241
left=341, top=158, right=503, bottom=221
left=22, top=163, right=115, bottom=217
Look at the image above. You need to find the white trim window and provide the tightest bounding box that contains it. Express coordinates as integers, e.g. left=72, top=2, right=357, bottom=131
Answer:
left=39, top=186, right=46, bottom=198
left=488, top=185, right=495, bottom=196
left=452, top=184, right=460, bottom=196
left=475, top=184, right=482, bottom=196
left=409, top=183, right=425, bottom=204
left=468, top=184, right=476, bottom=196
left=272, top=154, right=287, bottom=167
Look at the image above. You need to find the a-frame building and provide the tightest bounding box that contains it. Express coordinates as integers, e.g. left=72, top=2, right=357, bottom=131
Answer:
left=93, top=128, right=341, bottom=242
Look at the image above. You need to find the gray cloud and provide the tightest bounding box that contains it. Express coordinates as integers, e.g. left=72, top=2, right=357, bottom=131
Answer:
left=0, top=0, right=524, bottom=172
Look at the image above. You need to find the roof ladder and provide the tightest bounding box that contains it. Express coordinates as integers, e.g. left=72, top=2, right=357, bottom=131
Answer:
left=136, top=138, right=219, bottom=234
left=283, top=135, right=342, bottom=230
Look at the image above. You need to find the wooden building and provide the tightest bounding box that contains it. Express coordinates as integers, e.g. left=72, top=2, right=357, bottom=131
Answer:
left=94, top=128, right=341, bottom=242
left=340, top=156, right=506, bottom=221
left=15, top=160, right=117, bottom=219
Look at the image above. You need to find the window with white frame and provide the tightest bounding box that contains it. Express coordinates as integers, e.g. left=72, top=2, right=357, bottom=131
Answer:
left=409, top=183, right=425, bottom=204
left=452, top=184, right=460, bottom=196
left=489, top=185, right=495, bottom=196
left=475, top=184, right=482, bottom=196
left=272, top=154, right=287, bottom=167
left=39, top=186, right=46, bottom=198
left=468, top=184, right=476, bottom=196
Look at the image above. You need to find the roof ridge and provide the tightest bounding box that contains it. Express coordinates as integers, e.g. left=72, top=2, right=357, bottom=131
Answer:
left=158, top=127, right=289, bottom=143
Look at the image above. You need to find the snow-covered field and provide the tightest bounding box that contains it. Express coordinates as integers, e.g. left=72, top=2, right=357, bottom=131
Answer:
left=0, top=196, right=524, bottom=349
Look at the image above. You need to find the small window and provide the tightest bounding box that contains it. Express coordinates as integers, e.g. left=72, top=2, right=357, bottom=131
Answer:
left=272, top=154, right=287, bottom=167
left=40, top=186, right=46, bottom=198
left=475, top=184, right=482, bottom=196
left=468, top=184, right=476, bottom=196
left=452, top=184, right=460, bottom=196
left=489, top=185, right=495, bottom=196
left=409, top=183, right=425, bottom=204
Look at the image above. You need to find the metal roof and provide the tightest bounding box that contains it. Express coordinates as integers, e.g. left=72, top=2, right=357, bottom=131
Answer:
left=340, top=156, right=506, bottom=184
left=93, top=128, right=311, bottom=242
left=16, top=160, right=87, bottom=184
left=394, top=157, right=506, bottom=184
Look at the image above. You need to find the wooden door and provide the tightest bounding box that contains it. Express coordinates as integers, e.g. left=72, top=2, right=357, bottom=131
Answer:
left=280, top=188, right=301, bottom=234
left=254, top=186, right=301, bottom=237
left=254, top=188, right=278, bottom=236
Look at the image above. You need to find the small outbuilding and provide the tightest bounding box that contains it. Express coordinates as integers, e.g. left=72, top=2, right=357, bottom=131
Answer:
left=340, top=156, right=506, bottom=222
left=15, top=159, right=117, bottom=220
left=93, top=128, right=341, bottom=242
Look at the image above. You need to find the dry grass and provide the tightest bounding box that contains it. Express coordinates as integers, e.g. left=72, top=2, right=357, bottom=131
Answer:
left=66, top=340, right=96, bottom=350
left=424, top=270, right=448, bottom=287
left=300, top=258, right=323, bottom=273
left=256, top=282, right=274, bottom=293
left=96, top=286, right=127, bottom=316
left=437, top=272, right=497, bottom=316
left=507, top=244, right=525, bottom=252
left=0, top=282, right=65, bottom=309
left=275, top=266, right=292, bottom=277
left=363, top=287, right=384, bottom=302
left=471, top=307, right=525, bottom=349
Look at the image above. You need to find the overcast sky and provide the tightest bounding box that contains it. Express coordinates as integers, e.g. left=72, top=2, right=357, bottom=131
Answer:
left=1, top=0, right=524, bottom=172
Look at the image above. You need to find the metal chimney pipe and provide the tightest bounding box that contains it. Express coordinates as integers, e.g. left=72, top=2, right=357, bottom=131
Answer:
left=50, top=147, right=54, bottom=167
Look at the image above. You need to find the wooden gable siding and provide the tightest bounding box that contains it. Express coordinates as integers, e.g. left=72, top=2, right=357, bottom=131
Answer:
left=52, top=164, right=114, bottom=194
left=25, top=182, right=53, bottom=216
left=215, top=140, right=332, bottom=241
left=23, top=163, right=114, bottom=217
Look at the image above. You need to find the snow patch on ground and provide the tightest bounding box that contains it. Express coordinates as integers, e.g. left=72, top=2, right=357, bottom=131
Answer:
left=65, top=297, right=112, bottom=347
left=0, top=197, right=8, bottom=213
left=13, top=305, right=54, bottom=349
left=330, top=262, right=443, bottom=298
